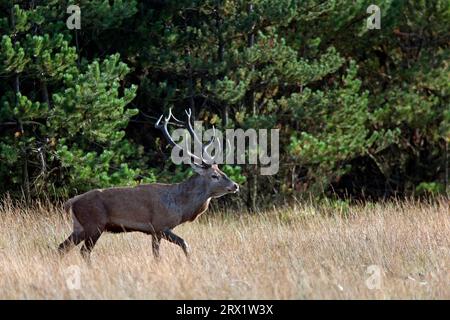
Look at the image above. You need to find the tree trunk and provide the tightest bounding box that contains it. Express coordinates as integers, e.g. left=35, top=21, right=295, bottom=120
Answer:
left=216, top=1, right=228, bottom=128
left=186, top=47, right=196, bottom=117
left=22, top=145, right=31, bottom=204
left=246, top=3, right=257, bottom=212
left=11, top=7, right=31, bottom=204
left=41, top=80, right=50, bottom=107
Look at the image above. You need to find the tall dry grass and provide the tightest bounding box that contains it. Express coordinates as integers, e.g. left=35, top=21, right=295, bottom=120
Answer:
left=0, top=197, right=448, bottom=299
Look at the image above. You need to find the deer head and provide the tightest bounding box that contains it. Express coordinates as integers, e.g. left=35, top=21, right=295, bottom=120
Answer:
left=155, top=108, right=239, bottom=198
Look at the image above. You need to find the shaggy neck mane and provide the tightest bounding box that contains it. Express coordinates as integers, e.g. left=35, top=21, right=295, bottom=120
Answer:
left=176, top=174, right=211, bottom=222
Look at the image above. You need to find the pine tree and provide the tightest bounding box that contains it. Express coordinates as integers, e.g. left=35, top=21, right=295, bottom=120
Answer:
left=0, top=1, right=145, bottom=199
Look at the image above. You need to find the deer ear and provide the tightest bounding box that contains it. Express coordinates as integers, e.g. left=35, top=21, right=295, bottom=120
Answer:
left=190, top=163, right=208, bottom=175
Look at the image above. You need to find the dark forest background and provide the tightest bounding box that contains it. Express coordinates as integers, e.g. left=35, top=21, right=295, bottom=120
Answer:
left=0, top=0, right=448, bottom=210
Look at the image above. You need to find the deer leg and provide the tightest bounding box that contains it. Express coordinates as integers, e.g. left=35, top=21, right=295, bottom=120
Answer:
left=152, top=234, right=161, bottom=259
left=80, top=231, right=102, bottom=263
left=162, top=230, right=190, bottom=258
left=58, top=232, right=84, bottom=256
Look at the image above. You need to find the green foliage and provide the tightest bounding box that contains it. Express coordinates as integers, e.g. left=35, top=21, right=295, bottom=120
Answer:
left=288, top=62, right=397, bottom=191
left=0, top=1, right=146, bottom=198
left=0, top=0, right=448, bottom=205
left=415, top=182, right=446, bottom=196
left=221, top=165, right=246, bottom=185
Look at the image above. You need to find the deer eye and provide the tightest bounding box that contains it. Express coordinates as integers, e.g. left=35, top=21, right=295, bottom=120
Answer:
left=211, top=174, right=219, bottom=180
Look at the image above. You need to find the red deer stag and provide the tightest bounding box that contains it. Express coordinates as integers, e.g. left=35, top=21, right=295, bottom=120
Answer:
left=58, top=109, right=239, bottom=261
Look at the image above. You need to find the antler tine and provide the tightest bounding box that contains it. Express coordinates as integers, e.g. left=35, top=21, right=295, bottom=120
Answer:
left=203, top=126, right=215, bottom=152
left=155, top=114, right=164, bottom=128
left=208, top=132, right=222, bottom=162
left=225, top=137, right=231, bottom=157
left=202, top=125, right=219, bottom=164
left=155, top=110, right=178, bottom=148
left=184, top=108, right=203, bottom=146
left=166, top=107, right=174, bottom=122
left=166, top=107, right=185, bottom=124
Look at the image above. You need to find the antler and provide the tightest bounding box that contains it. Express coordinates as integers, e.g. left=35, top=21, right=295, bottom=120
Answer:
left=155, top=108, right=218, bottom=167
left=184, top=109, right=217, bottom=164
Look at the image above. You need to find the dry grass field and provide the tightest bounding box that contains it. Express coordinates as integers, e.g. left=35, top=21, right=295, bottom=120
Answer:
left=0, top=197, right=448, bottom=299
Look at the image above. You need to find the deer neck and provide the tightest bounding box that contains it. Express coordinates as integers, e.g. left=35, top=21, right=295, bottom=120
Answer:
left=176, top=175, right=212, bottom=222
